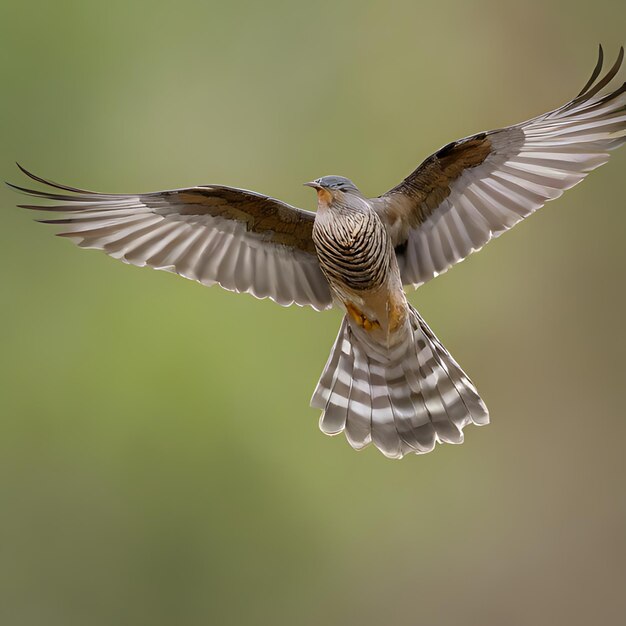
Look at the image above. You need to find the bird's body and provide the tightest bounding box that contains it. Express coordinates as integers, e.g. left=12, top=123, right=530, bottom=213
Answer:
left=10, top=46, right=626, bottom=458
left=308, top=177, right=488, bottom=456
left=312, top=192, right=398, bottom=329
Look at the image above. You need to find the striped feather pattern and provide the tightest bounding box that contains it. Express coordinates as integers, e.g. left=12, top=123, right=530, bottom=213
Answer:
left=11, top=167, right=333, bottom=311
left=382, top=46, right=626, bottom=287
left=12, top=48, right=624, bottom=460
left=313, top=204, right=390, bottom=293
left=311, top=305, right=488, bottom=458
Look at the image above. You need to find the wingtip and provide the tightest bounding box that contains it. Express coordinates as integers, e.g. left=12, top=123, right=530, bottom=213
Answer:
left=8, top=163, right=30, bottom=192
left=5, top=181, right=22, bottom=192
left=572, top=43, right=624, bottom=102
left=7, top=164, right=28, bottom=193
left=15, top=162, right=37, bottom=180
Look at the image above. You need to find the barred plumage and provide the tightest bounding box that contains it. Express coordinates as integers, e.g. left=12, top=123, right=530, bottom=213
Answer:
left=10, top=46, right=626, bottom=458
left=307, top=182, right=489, bottom=458
left=311, top=304, right=488, bottom=458
left=305, top=46, right=626, bottom=458
left=312, top=204, right=390, bottom=293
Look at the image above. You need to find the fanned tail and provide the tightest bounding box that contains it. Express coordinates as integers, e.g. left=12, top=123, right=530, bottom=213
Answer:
left=311, top=305, right=488, bottom=458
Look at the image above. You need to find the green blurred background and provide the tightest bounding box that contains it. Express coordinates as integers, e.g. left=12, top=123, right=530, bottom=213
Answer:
left=1, top=1, right=625, bottom=624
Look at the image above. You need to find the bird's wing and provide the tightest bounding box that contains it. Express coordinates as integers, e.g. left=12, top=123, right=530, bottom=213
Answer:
left=11, top=166, right=333, bottom=310
left=373, top=46, right=626, bottom=288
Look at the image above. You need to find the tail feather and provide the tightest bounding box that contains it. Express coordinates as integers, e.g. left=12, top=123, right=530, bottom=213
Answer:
left=344, top=345, right=373, bottom=450
left=369, top=362, right=404, bottom=459
left=311, top=317, right=348, bottom=409
left=413, top=328, right=465, bottom=445
left=318, top=337, right=353, bottom=435
left=311, top=305, right=489, bottom=458
left=399, top=353, right=438, bottom=453
left=386, top=362, right=435, bottom=456
left=419, top=317, right=489, bottom=426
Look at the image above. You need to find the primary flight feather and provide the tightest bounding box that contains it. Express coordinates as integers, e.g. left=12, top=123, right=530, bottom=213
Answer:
left=11, top=46, right=626, bottom=458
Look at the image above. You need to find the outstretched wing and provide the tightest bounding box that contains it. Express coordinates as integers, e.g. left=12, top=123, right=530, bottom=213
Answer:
left=374, top=46, right=626, bottom=287
left=10, top=166, right=333, bottom=310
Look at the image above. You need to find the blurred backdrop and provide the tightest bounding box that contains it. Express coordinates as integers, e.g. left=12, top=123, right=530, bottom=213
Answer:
left=1, top=1, right=625, bottom=624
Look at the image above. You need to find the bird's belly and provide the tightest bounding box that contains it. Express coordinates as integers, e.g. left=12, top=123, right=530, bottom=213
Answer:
left=316, top=238, right=408, bottom=338
left=323, top=256, right=388, bottom=293
left=313, top=210, right=409, bottom=340
left=343, top=288, right=409, bottom=340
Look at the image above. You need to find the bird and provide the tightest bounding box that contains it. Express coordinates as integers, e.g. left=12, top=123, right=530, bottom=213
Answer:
left=9, top=46, right=626, bottom=459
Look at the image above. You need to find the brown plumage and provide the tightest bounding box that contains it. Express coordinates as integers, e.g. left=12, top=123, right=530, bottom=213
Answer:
left=9, top=46, right=626, bottom=458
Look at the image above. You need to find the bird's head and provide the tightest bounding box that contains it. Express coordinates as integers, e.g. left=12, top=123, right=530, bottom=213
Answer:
left=304, top=175, right=362, bottom=209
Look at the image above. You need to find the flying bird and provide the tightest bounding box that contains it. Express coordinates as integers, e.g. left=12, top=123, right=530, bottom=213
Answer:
left=10, top=46, right=626, bottom=458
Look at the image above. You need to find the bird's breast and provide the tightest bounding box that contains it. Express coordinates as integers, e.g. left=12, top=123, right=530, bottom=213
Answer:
left=312, top=210, right=391, bottom=293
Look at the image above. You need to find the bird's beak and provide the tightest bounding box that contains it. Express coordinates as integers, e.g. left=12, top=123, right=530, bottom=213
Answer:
left=303, top=181, right=322, bottom=190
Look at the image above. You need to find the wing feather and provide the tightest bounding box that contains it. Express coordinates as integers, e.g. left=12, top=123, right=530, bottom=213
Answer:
left=11, top=167, right=333, bottom=310
left=375, top=46, right=626, bottom=287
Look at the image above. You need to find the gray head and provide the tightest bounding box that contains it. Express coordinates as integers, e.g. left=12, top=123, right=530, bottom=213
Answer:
left=303, top=175, right=361, bottom=195
left=303, top=175, right=362, bottom=209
